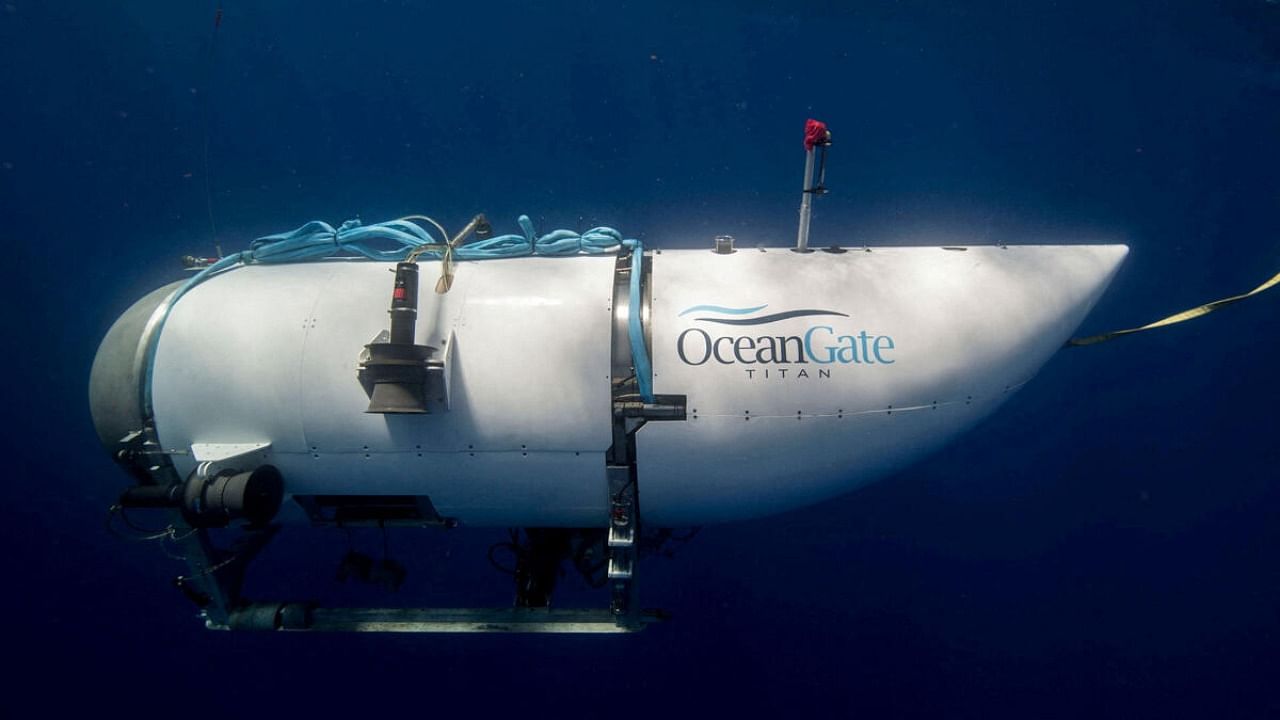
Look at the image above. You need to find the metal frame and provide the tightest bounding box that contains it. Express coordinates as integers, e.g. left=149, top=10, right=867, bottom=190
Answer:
left=111, top=246, right=685, bottom=634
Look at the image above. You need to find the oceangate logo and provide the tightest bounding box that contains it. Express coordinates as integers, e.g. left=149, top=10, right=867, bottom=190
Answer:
left=676, top=304, right=897, bottom=380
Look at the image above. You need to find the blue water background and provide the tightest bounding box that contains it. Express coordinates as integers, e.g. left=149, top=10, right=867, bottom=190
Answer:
left=2, top=1, right=1278, bottom=716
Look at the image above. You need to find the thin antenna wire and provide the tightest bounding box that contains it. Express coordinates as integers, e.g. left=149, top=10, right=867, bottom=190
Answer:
left=202, top=3, right=224, bottom=258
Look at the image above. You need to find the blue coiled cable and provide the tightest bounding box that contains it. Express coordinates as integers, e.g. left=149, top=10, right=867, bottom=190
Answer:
left=140, top=214, right=654, bottom=416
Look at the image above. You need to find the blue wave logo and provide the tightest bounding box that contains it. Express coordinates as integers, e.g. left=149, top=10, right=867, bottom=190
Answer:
left=678, top=303, right=849, bottom=326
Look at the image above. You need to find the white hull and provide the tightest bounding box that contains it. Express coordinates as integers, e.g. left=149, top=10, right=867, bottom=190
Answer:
left=111, top=243, right=1126, bottom=527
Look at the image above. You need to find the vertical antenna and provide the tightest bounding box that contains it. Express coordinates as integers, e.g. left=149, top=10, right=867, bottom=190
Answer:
left=795, top=118, right=832, bottom=253
left=202, top=3, right=224, bottom=258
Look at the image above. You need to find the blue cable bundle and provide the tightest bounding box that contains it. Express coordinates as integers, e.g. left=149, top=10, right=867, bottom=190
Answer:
left=449, top=215, right=624, bottom=258
left=141, top=214, right=654, bottom=414
left=250, top=218, right=433, bottom=262
left=243, top=214, right=625, bottom=263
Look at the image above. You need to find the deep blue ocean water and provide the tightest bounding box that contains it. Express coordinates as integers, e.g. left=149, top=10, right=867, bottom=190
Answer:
left=3, top=1, right=1278, bottom=716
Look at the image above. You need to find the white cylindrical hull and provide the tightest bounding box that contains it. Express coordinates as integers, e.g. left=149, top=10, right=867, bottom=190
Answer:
left=107, top=243, right=1125, bottom=527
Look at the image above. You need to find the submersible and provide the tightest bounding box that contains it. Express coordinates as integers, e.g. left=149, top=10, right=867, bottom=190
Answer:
left=88, top=121, right=1127, bottom=632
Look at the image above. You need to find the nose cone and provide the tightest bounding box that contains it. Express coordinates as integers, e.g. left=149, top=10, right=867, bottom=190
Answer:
left=949, top=243, right=1130, bottom=383
left=638, top=243, right=1130, bottom=525
left=1041, top=243, right=1130, bottom=318
left=1067, top=243, right=1130, bottom=294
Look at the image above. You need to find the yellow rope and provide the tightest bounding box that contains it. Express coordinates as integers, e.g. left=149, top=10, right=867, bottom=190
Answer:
left=1068, top=268, right=1280, bottom=347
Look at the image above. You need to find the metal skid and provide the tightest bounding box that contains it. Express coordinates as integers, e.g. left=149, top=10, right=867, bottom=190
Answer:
left=112, top=423, right=669, bottom=634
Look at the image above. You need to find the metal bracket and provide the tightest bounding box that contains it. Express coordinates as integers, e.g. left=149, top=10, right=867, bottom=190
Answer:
left=190, top=442, right=271, bottom=464
left=439, top=329, right=455, bottom=411
left=112, top=425, right=238, bottom=627
left=607, top=464, right=637, bottom=580
left=356, top=330, right=450, bottom=413
left=601, top=250, right=689, bottom=628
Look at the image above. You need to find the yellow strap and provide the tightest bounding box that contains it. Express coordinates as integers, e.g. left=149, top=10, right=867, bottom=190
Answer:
left=1067, top=268, right=1280, bottom=347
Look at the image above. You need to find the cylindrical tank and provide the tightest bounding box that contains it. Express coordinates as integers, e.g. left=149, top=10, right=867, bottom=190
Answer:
left=90, top=244, right=1127, bottom=527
